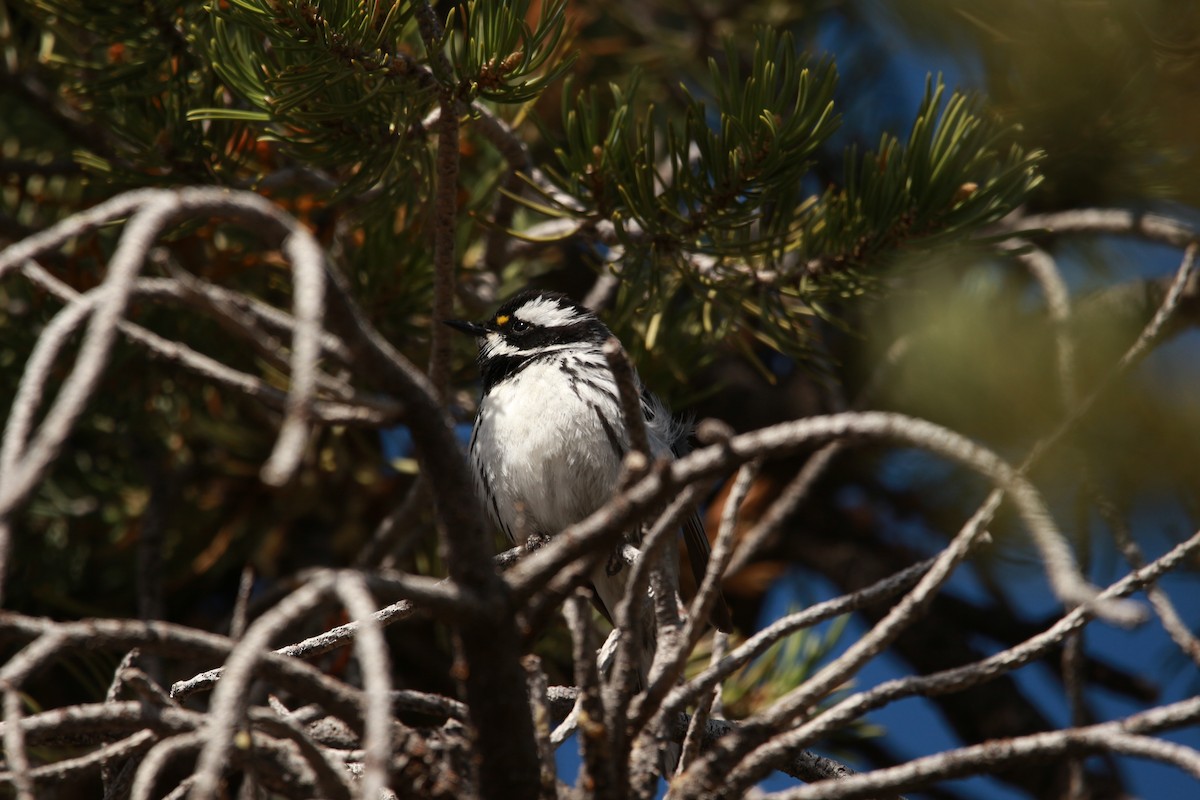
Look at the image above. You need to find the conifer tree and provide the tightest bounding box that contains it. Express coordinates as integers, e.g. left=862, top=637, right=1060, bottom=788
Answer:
left=1, top=2, right=1197, bottom=798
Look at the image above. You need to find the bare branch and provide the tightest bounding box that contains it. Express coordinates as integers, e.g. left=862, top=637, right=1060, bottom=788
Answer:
left=677, top=631, right=728, bottom=775
left=231, top=566, right=256, bottom=641
left=331, top=574, right=393, bottom=800
left=1013, top=207, right=1198, bottom=248
left=546, top=684, right=869, bottom=788
left=1101, top=732, right=1200, bottom=780
left=662, top=557, right=931, bottom=723
left=0, top=188, right=333, bottom=602
left=0, top=199, right=182, bottom=518
left=1062, top=626, right=1088, bottom=800
left=1097, top=495, right=1200, bottom=668
left=634, top=460, right=758, bottom=739
left=261, top=218, right=326, bottom=486
left=416, top=0, right=460, bottom=401
left=189, top=575, right=340, bottom=799
left=564, top=592, right=617, bottom=798
left=321, top=237, right=541, bottom=800
left=132, top=733, right=206, bottom=800
left=250, top=710, right=354, bottom=800
left=171, top=574, right=472, bottom=699
left=721, top=524, right=1200, bottom=793
left=356, top=478, right=430, bottom=568
left=723, top=442, right=842, bottom=578
left=2, top=687, right=34, bottom=800
left=1006, top=242, right=1079, bottom=407
left=509, top=411, right=1136, bottom=624
left=680, top=491, right=1003, bottom=798
left=1, top=702, right=200, bottom=746
left=610, top=486, right=705, bottom=738
left=0, top=729, right=158, bottom=790
left=18, top=260, right=396, bottom=425
left=725, top=329, right=911, bottom=578
left=603, top=336, right=652, bottom=461
left=765, top=695, right=1200, bottom=800
left=522, top=655, right=560, bottom=800
left=388, top=693, right=466, bottom=726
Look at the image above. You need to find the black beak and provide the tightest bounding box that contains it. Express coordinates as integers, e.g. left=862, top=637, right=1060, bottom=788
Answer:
left=443, top=319, right=488, bottom=337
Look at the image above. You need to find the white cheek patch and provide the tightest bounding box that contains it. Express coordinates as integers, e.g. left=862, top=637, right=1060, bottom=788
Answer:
left=514, top=296, right=585, bottom=328
left=482, top=333, right=520, bottom=359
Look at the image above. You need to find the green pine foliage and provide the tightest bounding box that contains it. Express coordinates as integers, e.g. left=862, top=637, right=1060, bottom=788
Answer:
left=448, top=0, right=575, bottom=102
left=3, top=1, right=1042, bottom=372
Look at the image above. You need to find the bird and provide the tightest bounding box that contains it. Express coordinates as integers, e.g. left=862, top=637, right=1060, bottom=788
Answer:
left=444, top=289, right=734, bottom=639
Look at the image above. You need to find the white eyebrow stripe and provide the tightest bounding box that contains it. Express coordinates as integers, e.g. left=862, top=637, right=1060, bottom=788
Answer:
left=513, top=296, right=585, bottom=327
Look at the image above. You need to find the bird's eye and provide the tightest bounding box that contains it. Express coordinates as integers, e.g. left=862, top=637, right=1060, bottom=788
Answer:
left=509, top=319, right=530, bottom=332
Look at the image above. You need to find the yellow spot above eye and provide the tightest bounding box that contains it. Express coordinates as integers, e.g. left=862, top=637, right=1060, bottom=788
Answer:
left=495, top=314, right=510, bottom=326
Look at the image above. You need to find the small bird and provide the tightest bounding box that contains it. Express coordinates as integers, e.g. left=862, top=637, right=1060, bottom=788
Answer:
left=445, top=289, right=733, bottom=638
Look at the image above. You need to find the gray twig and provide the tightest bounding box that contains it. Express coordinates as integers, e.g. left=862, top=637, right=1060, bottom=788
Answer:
left=719, top=524, right=1200, bottom=794
left=416, top=0, right=459, bottom=401
left=508, top=411, right=1137, bottom=625
left=522, top=655, right=560, bottom=800
left=132, top=733, right=206, bottom=800
left=332, top=574, right=393, bottom=800
left=660, top=557, right=931, bottom=725
left=635, top=461, right=759, bottom=740
left=610, top=486, right=704, bottom=741
left=1098, top=495, right=1200, bottom=667
left=677, top=631, right=728, bottom=776
left=0, top=188, right=332, bottom=601
left=766, top=695, right=1200, bottom=800
left=564, top=592, right=617, bottom=799
left=680, top=492, right=1004, bottom=798
left=2, top=687, right=34, bottom=800
left=603, top=337, right=652, bottom=462
left=189, top=575, right=338, bottom=799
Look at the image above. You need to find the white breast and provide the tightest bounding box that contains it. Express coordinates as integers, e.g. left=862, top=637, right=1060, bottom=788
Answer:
left=471, top=355, right=626, bottom=544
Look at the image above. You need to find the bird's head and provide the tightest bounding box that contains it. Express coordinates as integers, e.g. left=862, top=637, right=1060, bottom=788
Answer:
left=444, top=290, right=610, bottom=366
